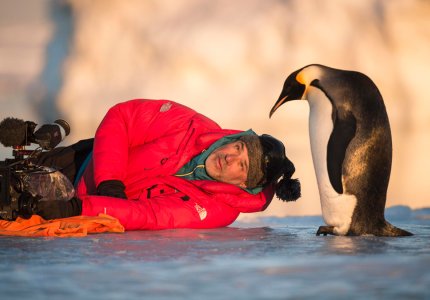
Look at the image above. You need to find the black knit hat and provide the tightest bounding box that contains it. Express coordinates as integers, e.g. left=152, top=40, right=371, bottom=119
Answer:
left=239, top=134, right=301, bottom=202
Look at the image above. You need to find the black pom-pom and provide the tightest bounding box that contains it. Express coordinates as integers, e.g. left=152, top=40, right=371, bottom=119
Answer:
left=275, top=177, right=301, bottom=202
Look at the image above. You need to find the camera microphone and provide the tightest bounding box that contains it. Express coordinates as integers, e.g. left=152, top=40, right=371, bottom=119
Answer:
left=0, top=117, right=70, bottom=150
left=0, top=117, right=36, bottom=147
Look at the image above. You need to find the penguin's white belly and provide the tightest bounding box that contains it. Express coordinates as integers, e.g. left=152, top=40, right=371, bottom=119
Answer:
left=307, top=87, right=357, bottom=235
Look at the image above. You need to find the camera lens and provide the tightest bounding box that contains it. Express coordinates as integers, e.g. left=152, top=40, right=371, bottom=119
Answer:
left=18, top=191, right=40, bottom=218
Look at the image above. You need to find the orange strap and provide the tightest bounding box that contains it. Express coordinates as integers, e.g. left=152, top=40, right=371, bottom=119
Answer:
left=0, top=214, right=124, bottom=237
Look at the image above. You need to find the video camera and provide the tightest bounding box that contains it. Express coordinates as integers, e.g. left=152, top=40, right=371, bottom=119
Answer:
left=0, top=117, right=74, bottom=220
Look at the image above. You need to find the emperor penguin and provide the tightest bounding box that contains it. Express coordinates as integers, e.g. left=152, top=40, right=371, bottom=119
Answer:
left=269, top=64, right=412, bottom=236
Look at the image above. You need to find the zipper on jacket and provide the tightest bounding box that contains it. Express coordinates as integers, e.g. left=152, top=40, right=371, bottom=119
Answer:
left=175, top=164, right=205, bottom=177
left=146, top=185, right=157, bottom=198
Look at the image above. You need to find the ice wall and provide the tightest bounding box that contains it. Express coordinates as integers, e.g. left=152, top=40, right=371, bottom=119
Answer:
left=1, top=0, right=429, bottom=216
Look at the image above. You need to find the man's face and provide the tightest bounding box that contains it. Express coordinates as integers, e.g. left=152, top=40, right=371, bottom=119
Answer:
left=205, top=140, right=249, bottom=188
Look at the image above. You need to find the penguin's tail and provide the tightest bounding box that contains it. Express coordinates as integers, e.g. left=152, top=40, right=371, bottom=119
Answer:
left=380, top=221, right=413, bottom=237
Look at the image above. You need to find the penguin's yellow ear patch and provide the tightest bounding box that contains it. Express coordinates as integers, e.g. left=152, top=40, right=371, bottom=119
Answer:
left=296, top=72, right=306, bottom=85
left=296, top=65, right=323, bottom=86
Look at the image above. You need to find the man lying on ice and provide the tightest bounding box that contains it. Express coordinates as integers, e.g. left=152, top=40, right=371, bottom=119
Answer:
left=28, top=99, right=301, bottom=230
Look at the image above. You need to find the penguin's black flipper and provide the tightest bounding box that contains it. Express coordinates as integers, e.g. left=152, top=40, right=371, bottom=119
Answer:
left=327, top=111, right=357, bottom=194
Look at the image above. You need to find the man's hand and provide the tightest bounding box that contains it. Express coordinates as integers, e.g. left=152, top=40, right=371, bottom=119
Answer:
left=97, top=180, right=127, bottom=199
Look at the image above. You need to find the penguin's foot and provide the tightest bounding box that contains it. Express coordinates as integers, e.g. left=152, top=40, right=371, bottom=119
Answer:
left=316, top=226, right=335, bottom=236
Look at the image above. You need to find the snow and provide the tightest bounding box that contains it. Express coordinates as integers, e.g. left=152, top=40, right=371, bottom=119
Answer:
left=0, top=206, right=429, bottom=300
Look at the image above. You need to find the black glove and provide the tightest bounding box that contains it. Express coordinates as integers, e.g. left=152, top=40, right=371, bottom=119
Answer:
left=97, top=180, right=127, bottom=199
left=36, top=197, right=82, bottom=220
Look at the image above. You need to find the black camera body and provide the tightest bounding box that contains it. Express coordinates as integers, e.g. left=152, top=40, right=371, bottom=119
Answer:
left=0, top=158, right=19, bottom=220
left=0, top=118, right=71, bottom=220
left=0, top=158, right=42, bottom=220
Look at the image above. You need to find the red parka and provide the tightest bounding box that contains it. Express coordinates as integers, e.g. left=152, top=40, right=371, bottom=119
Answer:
left=76, top=99, right=274, bottom=230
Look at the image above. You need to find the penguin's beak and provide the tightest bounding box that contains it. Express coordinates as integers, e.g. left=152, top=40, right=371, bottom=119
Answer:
left=269, top=95, right=289, bottom=118
left=269, top=82, right=306, bottom=118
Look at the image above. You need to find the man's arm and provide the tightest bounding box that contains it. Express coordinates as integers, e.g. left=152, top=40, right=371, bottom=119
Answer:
left=92, top=99, right=202, bottom=191
left=80, top=193, right=240, bottom=230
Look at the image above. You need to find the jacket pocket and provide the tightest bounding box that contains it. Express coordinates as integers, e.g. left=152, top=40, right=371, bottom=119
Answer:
left=145, top=184, right=190, bottom=201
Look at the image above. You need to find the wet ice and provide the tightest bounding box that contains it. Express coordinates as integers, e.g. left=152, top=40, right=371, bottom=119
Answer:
left=0, top=206, right=429, bottom=300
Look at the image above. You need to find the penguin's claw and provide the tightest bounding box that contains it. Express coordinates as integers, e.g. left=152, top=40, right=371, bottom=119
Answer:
left=316, top=226, right=335, bottom=236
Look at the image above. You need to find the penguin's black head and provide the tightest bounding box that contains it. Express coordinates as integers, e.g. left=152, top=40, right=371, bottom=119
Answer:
left=269, top=69, right=306, bottom=118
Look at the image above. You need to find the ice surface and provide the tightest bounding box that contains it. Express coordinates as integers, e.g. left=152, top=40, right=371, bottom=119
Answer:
left=0, top=206, right=429, bottom=300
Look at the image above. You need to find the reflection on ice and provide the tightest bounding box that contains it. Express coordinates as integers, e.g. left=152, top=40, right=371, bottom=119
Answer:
left=318, top=236, right=390, bottom=255
left=0, top=214, right=429, bottom=300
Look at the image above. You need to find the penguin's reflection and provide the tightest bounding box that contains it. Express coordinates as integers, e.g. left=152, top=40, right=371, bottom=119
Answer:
left=319, top=235, right=389, bottom=255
